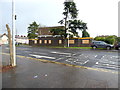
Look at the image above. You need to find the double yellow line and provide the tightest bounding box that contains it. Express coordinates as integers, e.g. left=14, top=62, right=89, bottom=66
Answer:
left=1, top=52, right=119, bottom=74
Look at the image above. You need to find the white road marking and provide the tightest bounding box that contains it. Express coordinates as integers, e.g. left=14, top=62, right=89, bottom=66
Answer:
left=110, top=56, right=118, bottom=59
left=55, top=58, right=64, bottom=61
left=24, top=51, right=30, bottom=53
left=51, top=51, right=71, bottom=55
left=96, top=62, right=99, bottom=64
left=79, top=54, right=83, bottom=56
left=72, top=54, right=76, bottom=56
left=94, top=55, right=98, bottom=57
left=29, top=54, right=56, bottom=59
left=83, top=60, right=89, bottom=64
left=33, top=52, right=48, bottom=55
left=102, top=55, right=105, bottom=58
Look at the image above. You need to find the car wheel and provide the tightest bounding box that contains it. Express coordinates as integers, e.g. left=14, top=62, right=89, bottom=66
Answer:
left=106, top=46, right=111, bottom=50
left=92, top=46, right=97, bottom=49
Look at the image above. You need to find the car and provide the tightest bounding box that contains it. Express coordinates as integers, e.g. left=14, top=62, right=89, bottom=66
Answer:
left=115, top=42, right=120, bottom=50
left=91, top=41, right=114, bottom=50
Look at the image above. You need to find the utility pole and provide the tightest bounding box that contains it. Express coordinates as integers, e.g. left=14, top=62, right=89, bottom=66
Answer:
left=12, top=0, right=16, bottom=66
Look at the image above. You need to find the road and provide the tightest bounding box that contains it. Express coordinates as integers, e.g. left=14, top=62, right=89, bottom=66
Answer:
left=2, top=45, right=120, bottom=71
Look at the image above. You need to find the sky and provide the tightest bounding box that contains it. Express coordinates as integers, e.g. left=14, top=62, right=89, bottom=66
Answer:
left=0, top=0, right=119, bottom=37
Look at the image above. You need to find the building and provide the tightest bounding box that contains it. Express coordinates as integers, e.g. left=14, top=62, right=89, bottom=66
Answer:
left=0, top=33, right=8, bottom=44
left=29, top=26, right=93, bottom=47
left=15, top=35, right=29, bottom=44
left=38, top=26, right=64, bottom=36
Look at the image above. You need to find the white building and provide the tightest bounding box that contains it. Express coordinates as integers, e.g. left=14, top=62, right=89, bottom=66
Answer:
left=15, top=35, right=29, bottom=44
left=0, top=33, right=8, bottom=44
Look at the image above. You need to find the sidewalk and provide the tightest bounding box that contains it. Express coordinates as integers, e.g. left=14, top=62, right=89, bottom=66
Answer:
left=1, top=53, right=119, bottom=88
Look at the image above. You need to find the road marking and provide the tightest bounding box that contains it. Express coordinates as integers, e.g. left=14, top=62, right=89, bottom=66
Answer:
left=72, top=54, right=76, bottom=56
left=33, top=52, right=48, bottom=55
left=55, top=58, right=64, bottom=61
left=96, top=62, right=99, bottom=64
left=94, top=55, right=98, bottom=57
left=29, top=54, right=56, bottom=59
left=83, top=60, right=89, bottom=64
left=24, top=51, right=30, bottom=53
left=1, top=52, right=119, bottom=74
left=110, top=56, right=118, bottom=59
left=51, top=51, right=71, bottom=55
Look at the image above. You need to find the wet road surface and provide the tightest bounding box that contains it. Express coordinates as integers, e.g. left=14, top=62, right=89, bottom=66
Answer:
left=2, top=45, right=120, bottom=71
left=2, top=53, right=119, bottom=88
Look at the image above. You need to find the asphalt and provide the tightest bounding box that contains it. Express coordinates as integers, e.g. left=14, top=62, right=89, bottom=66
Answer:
left=1, top=53, right=119, bottom=88
left=2, top=45, right=120, bottom=71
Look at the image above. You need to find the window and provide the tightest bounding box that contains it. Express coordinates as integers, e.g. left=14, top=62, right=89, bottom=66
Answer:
left=59, top=40, right=62, bottom=44
left=34, top=40, right=37, bottom=44
left=100, top=42, right=106, bottom=44
left=48, top=40, right=52, bottom=44
left=44, top=40, right=47, bottom=44
left=69, top=40, right=75, bottom=44
left=39, top=40, right=42, bottom=44
left=82, top=40, right=89, bottom=44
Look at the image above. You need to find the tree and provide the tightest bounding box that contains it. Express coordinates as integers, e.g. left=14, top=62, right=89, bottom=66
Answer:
left=58, top=1, right=80, bottom=47
left=82, top=30, right=90, bottom=37
left=50, top=28, right=65, bottom=37
left=59, top=1, right=90, bottom=38
left=81, top=22, right=90, bottom=37
left=69, top=20, right=90, bottom=37
left=27, top=21, right=39, bottom=39
left=105, top=35, right=117, bottom=44
left=116, top=37, right=120, bottom=43
left=58, top=1, right=78, bottom=38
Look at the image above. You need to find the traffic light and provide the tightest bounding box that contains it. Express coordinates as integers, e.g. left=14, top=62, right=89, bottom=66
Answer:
left=15, top=15, right=17, bottom=20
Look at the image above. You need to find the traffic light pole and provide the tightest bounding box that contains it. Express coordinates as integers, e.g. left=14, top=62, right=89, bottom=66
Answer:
left=12, top=0, right=16, bottom=66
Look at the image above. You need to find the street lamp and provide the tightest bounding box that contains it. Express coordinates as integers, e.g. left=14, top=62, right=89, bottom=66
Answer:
left=65, top=0, right=73, bottom=47
left=65, top=0, right=73, bottom=2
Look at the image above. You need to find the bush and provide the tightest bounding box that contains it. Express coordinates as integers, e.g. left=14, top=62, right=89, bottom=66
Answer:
left=94, top=35, right=117, bottom=44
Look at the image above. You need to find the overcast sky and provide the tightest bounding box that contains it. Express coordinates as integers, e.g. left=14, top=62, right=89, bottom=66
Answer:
left=0, top=0, right=119, bottom=37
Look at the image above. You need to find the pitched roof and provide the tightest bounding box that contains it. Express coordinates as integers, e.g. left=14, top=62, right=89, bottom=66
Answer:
left=0, top=33, right=8, bottom=38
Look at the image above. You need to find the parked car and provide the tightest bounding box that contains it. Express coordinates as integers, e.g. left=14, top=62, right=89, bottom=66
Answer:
left=115, top=42, right=120, bottom=50
left=91, top=41, right=114, bottom=50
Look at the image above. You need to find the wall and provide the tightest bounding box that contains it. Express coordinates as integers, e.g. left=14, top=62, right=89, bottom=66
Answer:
left=29, top=37, right=92, bottom=47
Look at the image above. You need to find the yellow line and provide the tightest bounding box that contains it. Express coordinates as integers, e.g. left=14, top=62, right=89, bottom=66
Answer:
left=1, top=53, right=119, bottom=74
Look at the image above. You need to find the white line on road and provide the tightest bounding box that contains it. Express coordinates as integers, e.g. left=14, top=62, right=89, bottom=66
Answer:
left=29, top=54, right=56, bottom=59
left=33, top=52, right=48, bottom=55
left=51, top=51, right=71, bottom=55
left=94, top=55, right=98, bottom=57
left=55, top=58, right=64, bottom=61
left=83, top=60, right=89, bottom=64
left=96, top=62, right=99, bottom=64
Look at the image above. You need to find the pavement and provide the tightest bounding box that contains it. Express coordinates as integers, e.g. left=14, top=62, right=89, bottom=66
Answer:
left=1, top=52, right=119, bottom=89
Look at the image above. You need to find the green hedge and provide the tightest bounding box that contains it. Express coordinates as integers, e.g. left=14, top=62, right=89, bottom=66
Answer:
left=94, top=35, right=117, bottom=44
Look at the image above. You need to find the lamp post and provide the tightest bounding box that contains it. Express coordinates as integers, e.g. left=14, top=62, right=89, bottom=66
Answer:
left=12, top=0, right=16, bottom=66
left=65, top=0, right=73, bottom=2
left=65, top=0, right=73, bottom=47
